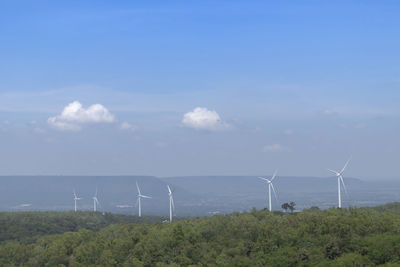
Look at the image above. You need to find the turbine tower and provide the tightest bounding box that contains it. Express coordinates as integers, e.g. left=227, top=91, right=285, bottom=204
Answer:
left=73, top=189, right=82, bottom=212
left=92, top=187, right=100, bottom=212
left=259, top=170, right=278, bottom=211
left=136, top=182, right=151, bottom=217
left=328, top=158, right=351, bottom=208
left=167, top=185, right=175, bottom=222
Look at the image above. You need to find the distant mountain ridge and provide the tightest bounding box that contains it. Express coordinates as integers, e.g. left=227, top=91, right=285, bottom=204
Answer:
left=1, top=175, right=399, bottom=215
left=0, top=176, right=199, bottom=215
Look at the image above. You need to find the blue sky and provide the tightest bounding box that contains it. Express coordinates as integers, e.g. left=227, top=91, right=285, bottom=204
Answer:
left=0, top=1, right=399, bottom=179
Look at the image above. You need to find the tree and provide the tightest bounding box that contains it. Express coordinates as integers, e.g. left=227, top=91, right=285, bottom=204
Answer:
left=2, top=203, right=400, bottom=266
left=281, top=202, right=296, bottom=213
left=281, top=203, right=289, bottom=212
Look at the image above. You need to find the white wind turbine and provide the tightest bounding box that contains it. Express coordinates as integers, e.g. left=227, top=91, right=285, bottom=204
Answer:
left=259, top=170, right=278, bottom=212
left=92, top=187, right=100, bottom=212
left=136, top=182, right=151, bottom=217
left=328, top=158, right=351, bottom=208
left=167, top=185, right=175, bottom=222
left=73, top=189, right=82, bottom=212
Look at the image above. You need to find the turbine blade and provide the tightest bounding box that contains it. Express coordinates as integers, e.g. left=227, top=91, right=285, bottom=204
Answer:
left=328, top=169, right=339, bottom=175
left=141, top=195, right=152, bottom=199
left=270, top=170, right=278, bottom=181
left=258, top=177, right=270, bottom=182
left=73, top=189, right=77, bottom=198
left=340, top=157, right=351, bottom=174
left=271, top=183, right=278, bottom=202
left=167, top=185, right=172, bottom=195
left=136, top=182, right=141, bottom=195
left=340, top=175, right=349, bottom=196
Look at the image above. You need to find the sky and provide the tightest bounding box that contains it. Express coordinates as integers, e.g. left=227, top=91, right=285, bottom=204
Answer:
left=0, top=1, right=399, bottom=179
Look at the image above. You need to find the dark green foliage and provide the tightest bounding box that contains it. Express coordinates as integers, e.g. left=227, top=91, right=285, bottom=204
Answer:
left=1, top=203, right=400, bottom=266
left=0, top=211, right=163, bottom=244
left=372, top=202, right=400, bottom=213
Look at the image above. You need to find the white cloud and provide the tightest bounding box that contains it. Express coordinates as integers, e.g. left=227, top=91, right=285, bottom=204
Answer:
left=283, top=129, right=294, bottom=135
left=33, top=127, right=47, bottom=134
left=321, top=109, right=338, bottom=116
left=182, top=107, right=229, bottom=131
left=263, top=144, right=284, bottom=152
left=28, top=120, right=47, bottom=134
left=120, top=122, right=135, bottom=131
left=48, top=101, right=115, bottom=131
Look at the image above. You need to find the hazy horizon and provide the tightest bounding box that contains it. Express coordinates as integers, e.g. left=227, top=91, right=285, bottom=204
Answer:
left=0, top=174, right=398, bottom=183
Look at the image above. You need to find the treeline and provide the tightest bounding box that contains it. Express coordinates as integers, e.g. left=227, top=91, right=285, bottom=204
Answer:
left=0, top=211, right=164, bottom=244
left=1, top=204, right=400, bottom=266
left=371, top=202, right=400, bottom=213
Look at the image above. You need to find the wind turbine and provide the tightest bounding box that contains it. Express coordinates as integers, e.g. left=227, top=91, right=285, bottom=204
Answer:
left=92, top=187, right=100, bottom=212
left=328, top=158, right=351, bottom=208
left=259, top=170, right=278, bottom=211
left=167, top=185, right=175, bottom=222
left=73, top=189, right=82, bottom=212
left=136, top=182, right=151, bottom=217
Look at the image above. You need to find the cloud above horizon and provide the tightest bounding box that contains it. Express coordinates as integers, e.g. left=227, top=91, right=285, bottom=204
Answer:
left=182, top=107, right=229, bottom=131
left=48, top=101, right=115, bottom=131
left=263, top=144, right=284, bottom=152
left=119, top=122, right=135, bottom=131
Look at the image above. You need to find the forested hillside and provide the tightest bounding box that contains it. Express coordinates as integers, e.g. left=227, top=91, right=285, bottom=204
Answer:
left=372, top=202, right=400, bottom=213
left=0, top=212, right=164, bottom=244
left=1, top=204, right=400, bottom=266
